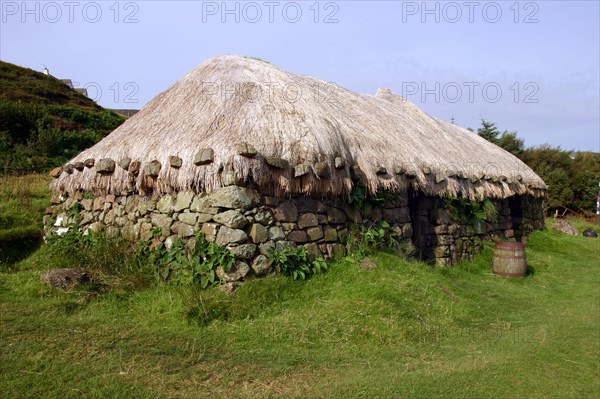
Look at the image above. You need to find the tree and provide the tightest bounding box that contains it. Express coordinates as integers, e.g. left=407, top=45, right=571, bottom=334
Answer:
left=520, top=145, right=575, bottom=212
left=571, top=152, right=600, bottom=213
left=496, top=131, right=525, bottom=157
left=475, top=120, right=599, bottom=215
left=477, top=119, right=501, bottom=144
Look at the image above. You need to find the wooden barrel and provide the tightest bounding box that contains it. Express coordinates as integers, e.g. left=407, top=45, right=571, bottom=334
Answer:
left=492, top=242, right=527, bottom=278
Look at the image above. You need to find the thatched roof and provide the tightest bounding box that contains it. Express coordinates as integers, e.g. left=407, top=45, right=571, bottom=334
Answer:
left=51, top=55, right=547, bottom=200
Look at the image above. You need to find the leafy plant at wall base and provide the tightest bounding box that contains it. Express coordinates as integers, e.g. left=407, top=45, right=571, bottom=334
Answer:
left=269, top=246, right=328, bottom=280
left=345, top=221, right=400, bottom=262
left=155, top=232, right=234, bottom=289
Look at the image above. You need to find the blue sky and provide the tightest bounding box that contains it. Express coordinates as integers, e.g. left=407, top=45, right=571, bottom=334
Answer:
left=1, top=0, right=599, bottom=151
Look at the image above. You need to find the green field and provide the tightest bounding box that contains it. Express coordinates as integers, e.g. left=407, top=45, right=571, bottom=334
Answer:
left=1, top=175, right=599, bottom=398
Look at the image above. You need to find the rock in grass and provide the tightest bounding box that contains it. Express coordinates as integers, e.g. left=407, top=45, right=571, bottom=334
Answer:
left=40, top=268, right=88, bottom=289
left=359, top=257, right=377, bottom=271
left=553, top=220, right=578, bottom=236
left=583, top=229, right=598, bottom=238
left=216, top=261, right=250, bottom=282
left=219, top=282, right=242, bottom=295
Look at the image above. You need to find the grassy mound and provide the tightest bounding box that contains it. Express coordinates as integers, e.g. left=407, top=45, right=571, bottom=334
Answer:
left=0, top=184, right=598, bottom=398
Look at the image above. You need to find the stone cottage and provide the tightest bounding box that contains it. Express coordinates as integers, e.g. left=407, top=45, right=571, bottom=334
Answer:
left=46, top=55, right=546, bottom=276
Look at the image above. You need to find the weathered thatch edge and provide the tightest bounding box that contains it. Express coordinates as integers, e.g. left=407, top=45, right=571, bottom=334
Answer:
left=50, top=152, right=546, bottom=200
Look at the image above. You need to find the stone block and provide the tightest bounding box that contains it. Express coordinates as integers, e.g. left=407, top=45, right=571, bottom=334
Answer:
left=236, top=142, right=257, bottom=157
left=304, top=242, right=322, bottom=260
left=96, top=159, right=115, bottom=173
left=275, top=241, right=297, bottom=251
left=431, top=209, right=450, bottom=225
left=282, top=223, right=297, bottom=231
left=117, top=157, right=131, bottom=170
left=264, top=196, right=280, bottom=206
left=178, top=212, right=198, bottom=226
left=201, top=223, right=219, bottom=242
left=81, top=199, right=93, bottom=211
left=327, top=206, right=346, bottom=224
left=295, top=197, right=327, bottom=214
left=343, top=204, right=362, bottom=224
left=206, top=186, right=260, bottom=210
left=178, top=223, right=195, bottom=238
left=402, top=223, right=414, bottom=239
left=216, top=226, right=248, bottom=246
left=249, top=223, right=269, bottom=243
left=254, top=209, right=273, bottom=226
left=169, top=156, right=183, bottom=168
left=150, top=214, right=173, bottom=237
left=143, top=160, right=162, bottom=177
left=157, top=195, right=175, bottom=214
left=228, top=244, right=256, bottom=260
left=174, top=191, right=194, bottom=212
left=298, top=213, right=318, bottom=229
left=140, top=223, right=154, bottom=241
left=314, top=162, right=329, bottom=177
left=251, top=255, right=271, bottom=276
left=213, top=209, right=248, bottom=229
left=198, top=213, right=213, bottom=223
left=264, top=156, right=289, bottom=169
left=122, top=222, right=140, bottom=241
left=259, top=241, right=275, bottom=256
left=194, top=148, right=214, bottom=165
left=274, top=201, right=297, bottom=222
left=287, top=230, right=308, bottom=243
left=294, top=163, right=311, bottom=177
left=306, top=226, right=324, bottom=241
left=268, top=226, right=285, bottom=241
left=323, top=226, right=338, bottom=242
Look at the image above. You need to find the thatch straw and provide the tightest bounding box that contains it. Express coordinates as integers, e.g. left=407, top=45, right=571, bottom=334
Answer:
left=51, top=55, right=547, bottom=200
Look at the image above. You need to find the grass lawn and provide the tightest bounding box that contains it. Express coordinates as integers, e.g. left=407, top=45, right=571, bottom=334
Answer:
left=1, top=175, right=599, bottom=398
left=0, top=174, right=51, bottom=265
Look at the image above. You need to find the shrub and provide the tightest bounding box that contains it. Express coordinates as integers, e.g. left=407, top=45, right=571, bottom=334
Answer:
left=345, top=221, right=400, bottom=260
left=269, top=246, right=328, bottom=280
left=150, top=232, right=235, bottom=288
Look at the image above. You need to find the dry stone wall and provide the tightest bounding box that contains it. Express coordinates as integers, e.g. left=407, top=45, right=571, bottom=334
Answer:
left=413, top=195, right=545, bottom=266
left=44, top=186, right=414, bottom=280
left=44, top=185, right=544, bottom=277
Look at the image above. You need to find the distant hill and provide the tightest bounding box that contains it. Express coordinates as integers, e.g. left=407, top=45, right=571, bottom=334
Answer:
left=0, top=60, right=125, bottom=173
left=0, top=61, right=103, bottom=110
